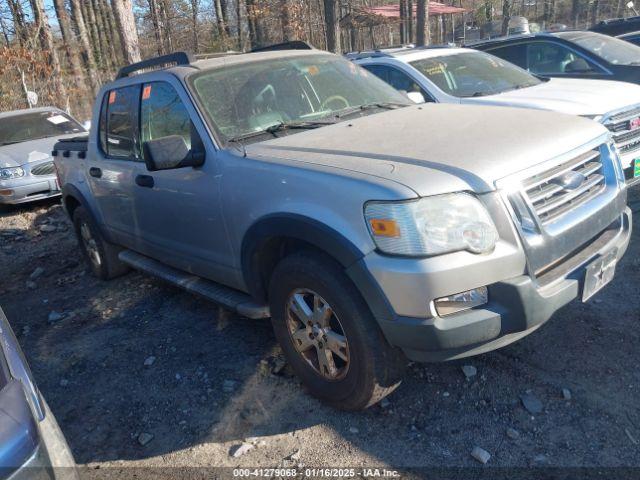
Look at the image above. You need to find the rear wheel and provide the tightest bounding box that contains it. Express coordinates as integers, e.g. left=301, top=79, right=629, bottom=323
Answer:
left=269, top=252, right=405, bottom=410
left=72, top=206, right=129, bottom=280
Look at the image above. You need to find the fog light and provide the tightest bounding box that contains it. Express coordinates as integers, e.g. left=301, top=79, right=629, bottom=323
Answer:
left=434, top=287, right=488, bottom=316
left=0, top=189, right=14, bottom=196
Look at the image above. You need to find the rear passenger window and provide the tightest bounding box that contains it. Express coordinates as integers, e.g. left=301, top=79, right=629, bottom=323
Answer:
left=140, top=82, right=192, bottom=151
left=100, top=85, right=140, bottom=159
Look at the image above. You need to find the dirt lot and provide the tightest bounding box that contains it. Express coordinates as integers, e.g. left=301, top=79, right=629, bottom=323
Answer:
left=0, top=191, right=639, bottom=477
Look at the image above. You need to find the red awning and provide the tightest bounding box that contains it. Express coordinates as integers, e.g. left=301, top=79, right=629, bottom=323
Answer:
left=366, top=3, right=466, bottom=17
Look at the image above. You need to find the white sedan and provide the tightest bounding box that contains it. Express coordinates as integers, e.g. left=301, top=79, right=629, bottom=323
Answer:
left=350, top=46, right=640, bottom=185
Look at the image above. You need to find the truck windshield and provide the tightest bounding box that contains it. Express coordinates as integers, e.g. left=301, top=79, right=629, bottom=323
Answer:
left=0, top=110, right=85, bottom=146
left=189, top=54, right=411, bottom=142
left=410, top=51, right=541, bottom=98
left=555, top=31, right=640, bottom=65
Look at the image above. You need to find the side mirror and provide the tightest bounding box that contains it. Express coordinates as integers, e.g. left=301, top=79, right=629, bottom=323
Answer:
left=406, top=91, right=426, bottom=104
left=564, top=58, right=593, bottom=73
left=143, top=135, right=205, bottom=172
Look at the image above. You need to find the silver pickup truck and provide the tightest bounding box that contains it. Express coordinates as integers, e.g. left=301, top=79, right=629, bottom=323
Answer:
left=54, top=47, right=631, bottom=410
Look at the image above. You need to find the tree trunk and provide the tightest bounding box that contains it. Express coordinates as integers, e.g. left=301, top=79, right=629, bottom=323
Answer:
left=279, top=0, right=293, bottom=41
left=112, top=0, right=142, bottom=64
left=416, top=0, right=430, bottom=46
left=501, top=0, right=511, bottom=35
left=7, top=0, right=27, bottom=46
left=407, top=0, right=413, bottom=43
left=245, top=0, right=266, bottom=48
left=191, top=0, right=200, bottom=53
left=29, top=0, right=69, bottom=112
left=92, top=0, right=114, bottom=71
left=0, top=15, right=10, bottom=44
left=236, top=0, right=242, bottom=50
left=52, top=0, right=85, bottom=97
left=590, top=0, right=600, bottom=25
left=323, top=0, right=341, bottom=53
left=160, top=0, right=174, bottom=52
left=148, top=0, right=165, bottom=55
left=70, top=0, right=101, bottom=92
left=571, top=0, right=581, bottom=27
left=84, top=0, right=102, bottom=65
left=99, top=0, right=122, bottom=66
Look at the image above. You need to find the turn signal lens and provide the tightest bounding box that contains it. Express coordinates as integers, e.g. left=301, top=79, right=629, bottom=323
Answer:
left=369, top=218, right=400, bottom=238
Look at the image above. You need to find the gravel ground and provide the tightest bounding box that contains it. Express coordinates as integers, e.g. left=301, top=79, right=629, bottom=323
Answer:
left=0, top=191, right=639, bottom=477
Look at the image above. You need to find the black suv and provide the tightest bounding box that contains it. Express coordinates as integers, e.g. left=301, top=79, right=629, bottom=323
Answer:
left=470, top=31, right=640, bottom=85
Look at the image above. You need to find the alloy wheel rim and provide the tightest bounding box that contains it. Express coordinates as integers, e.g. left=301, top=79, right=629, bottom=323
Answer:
left=285, top=288, right=349, bottom=381
left=80, top=222, right=101, bottom=268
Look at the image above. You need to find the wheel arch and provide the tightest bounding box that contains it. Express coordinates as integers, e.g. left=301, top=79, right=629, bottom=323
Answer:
left=61, top=184, right=113, bottom=243
left=241, top=213, right=366, bottom=303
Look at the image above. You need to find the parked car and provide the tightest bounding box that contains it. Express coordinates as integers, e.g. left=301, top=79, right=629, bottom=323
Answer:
left=470, top=31, right=640, bottom=86
left=0, top=108, right=86, bottom=205
left=54, top=48, right=631, bottom=410
left=0, top=307, right=77, bottom=480
left=350, top=45, right=640, bottom=184
left=618, top=30, right=640, bottom=46
left=590, top=15, right=640, bottom=36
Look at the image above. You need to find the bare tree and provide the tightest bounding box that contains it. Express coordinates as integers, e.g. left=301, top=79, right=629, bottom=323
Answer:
left=190, top=0, right=200, bottom=53
left=416, top=0, right=430, bottom=46
left=29, top=0, right=69, bottom=111
left=69, top=0, right=100, bottom=92
left=52, top=0, right=85, bottom=95
left=501, top=0, right=511, bottom=36
left=323, top=0, right=341, bottom=53
left=7, top=0, right=27, bottom=45
left=112, top=0, right=142, bottom=63
left=280, top=0, right=293, bottom=41
left=147, top=0, right=166, bottom=55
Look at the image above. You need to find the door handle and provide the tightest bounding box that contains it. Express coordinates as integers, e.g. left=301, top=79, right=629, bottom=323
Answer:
left=135, top=174, right=154, bottom=188
left=89, top=167, right=102, bottom=178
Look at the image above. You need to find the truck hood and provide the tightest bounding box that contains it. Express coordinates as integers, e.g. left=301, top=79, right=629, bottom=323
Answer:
left=0, top=134, right=77, bottom=168
left=462, top=78, right=640, bottom=116
left=246, top=103, right=607, bottom=197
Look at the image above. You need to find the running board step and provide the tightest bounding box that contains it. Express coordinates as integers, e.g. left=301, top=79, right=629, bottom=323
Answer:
left=118, top=250, right=270, bottom=319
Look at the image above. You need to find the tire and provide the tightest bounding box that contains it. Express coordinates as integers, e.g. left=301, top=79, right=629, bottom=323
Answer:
left=72, top=206, right=129, bottom=280
left=269, top=251, right=406, bottom=410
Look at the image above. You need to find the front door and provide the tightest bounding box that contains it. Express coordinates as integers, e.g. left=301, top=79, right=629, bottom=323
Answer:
left=131, top=79, right=235, bottom=285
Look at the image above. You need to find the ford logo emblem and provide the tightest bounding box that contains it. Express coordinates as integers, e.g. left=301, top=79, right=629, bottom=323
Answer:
left=551, top=171, right=586, bottom=191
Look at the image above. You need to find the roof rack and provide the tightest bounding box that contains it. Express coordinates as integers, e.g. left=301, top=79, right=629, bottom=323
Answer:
left=115, top=51, right=194, bottom=80
left=250, top=40, right=314, bottom=53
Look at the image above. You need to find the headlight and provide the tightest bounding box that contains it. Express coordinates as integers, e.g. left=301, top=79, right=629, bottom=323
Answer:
left=0, top=166, right=25, bottom=180
left=364, top=193, right=499, bottom=256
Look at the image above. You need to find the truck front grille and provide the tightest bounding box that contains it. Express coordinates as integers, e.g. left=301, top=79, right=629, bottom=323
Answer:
left=30, top=161, right=55, bottom=176
left=521, top=149, right=605, bottom=225
left=604, top=106, right=640, bottom=156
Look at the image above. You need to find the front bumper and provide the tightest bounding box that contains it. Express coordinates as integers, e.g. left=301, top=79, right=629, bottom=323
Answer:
left=358, top=208, right=631, bottom=362
left=0, top=176, right=60, bottom=205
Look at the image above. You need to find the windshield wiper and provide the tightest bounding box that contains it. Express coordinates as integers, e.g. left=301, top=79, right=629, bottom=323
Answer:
left=265, top=119, right=336, bottom=134
left=331, top=102, right=408, bottom=119
left=226, top=120, right=336, bottom=155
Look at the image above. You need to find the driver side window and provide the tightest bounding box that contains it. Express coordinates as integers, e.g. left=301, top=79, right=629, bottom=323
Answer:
left=140, top=82, right=193, bottom=152
left=526, top=42, right=599, bottom=75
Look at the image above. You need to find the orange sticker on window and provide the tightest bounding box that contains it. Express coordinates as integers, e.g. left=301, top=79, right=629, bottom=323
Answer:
left=142, top=85, right=152, bottom=100
left=108, top=91, right=116, bottom=104
left=307, top=65, right=319, bottom=75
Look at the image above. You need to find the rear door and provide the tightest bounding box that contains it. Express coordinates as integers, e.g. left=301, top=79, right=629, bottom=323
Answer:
left=87, top=85, right=141, bottom=248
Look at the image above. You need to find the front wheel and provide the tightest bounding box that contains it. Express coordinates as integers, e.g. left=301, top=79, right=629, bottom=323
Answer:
left=269, top=252, right=405, bottom=410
